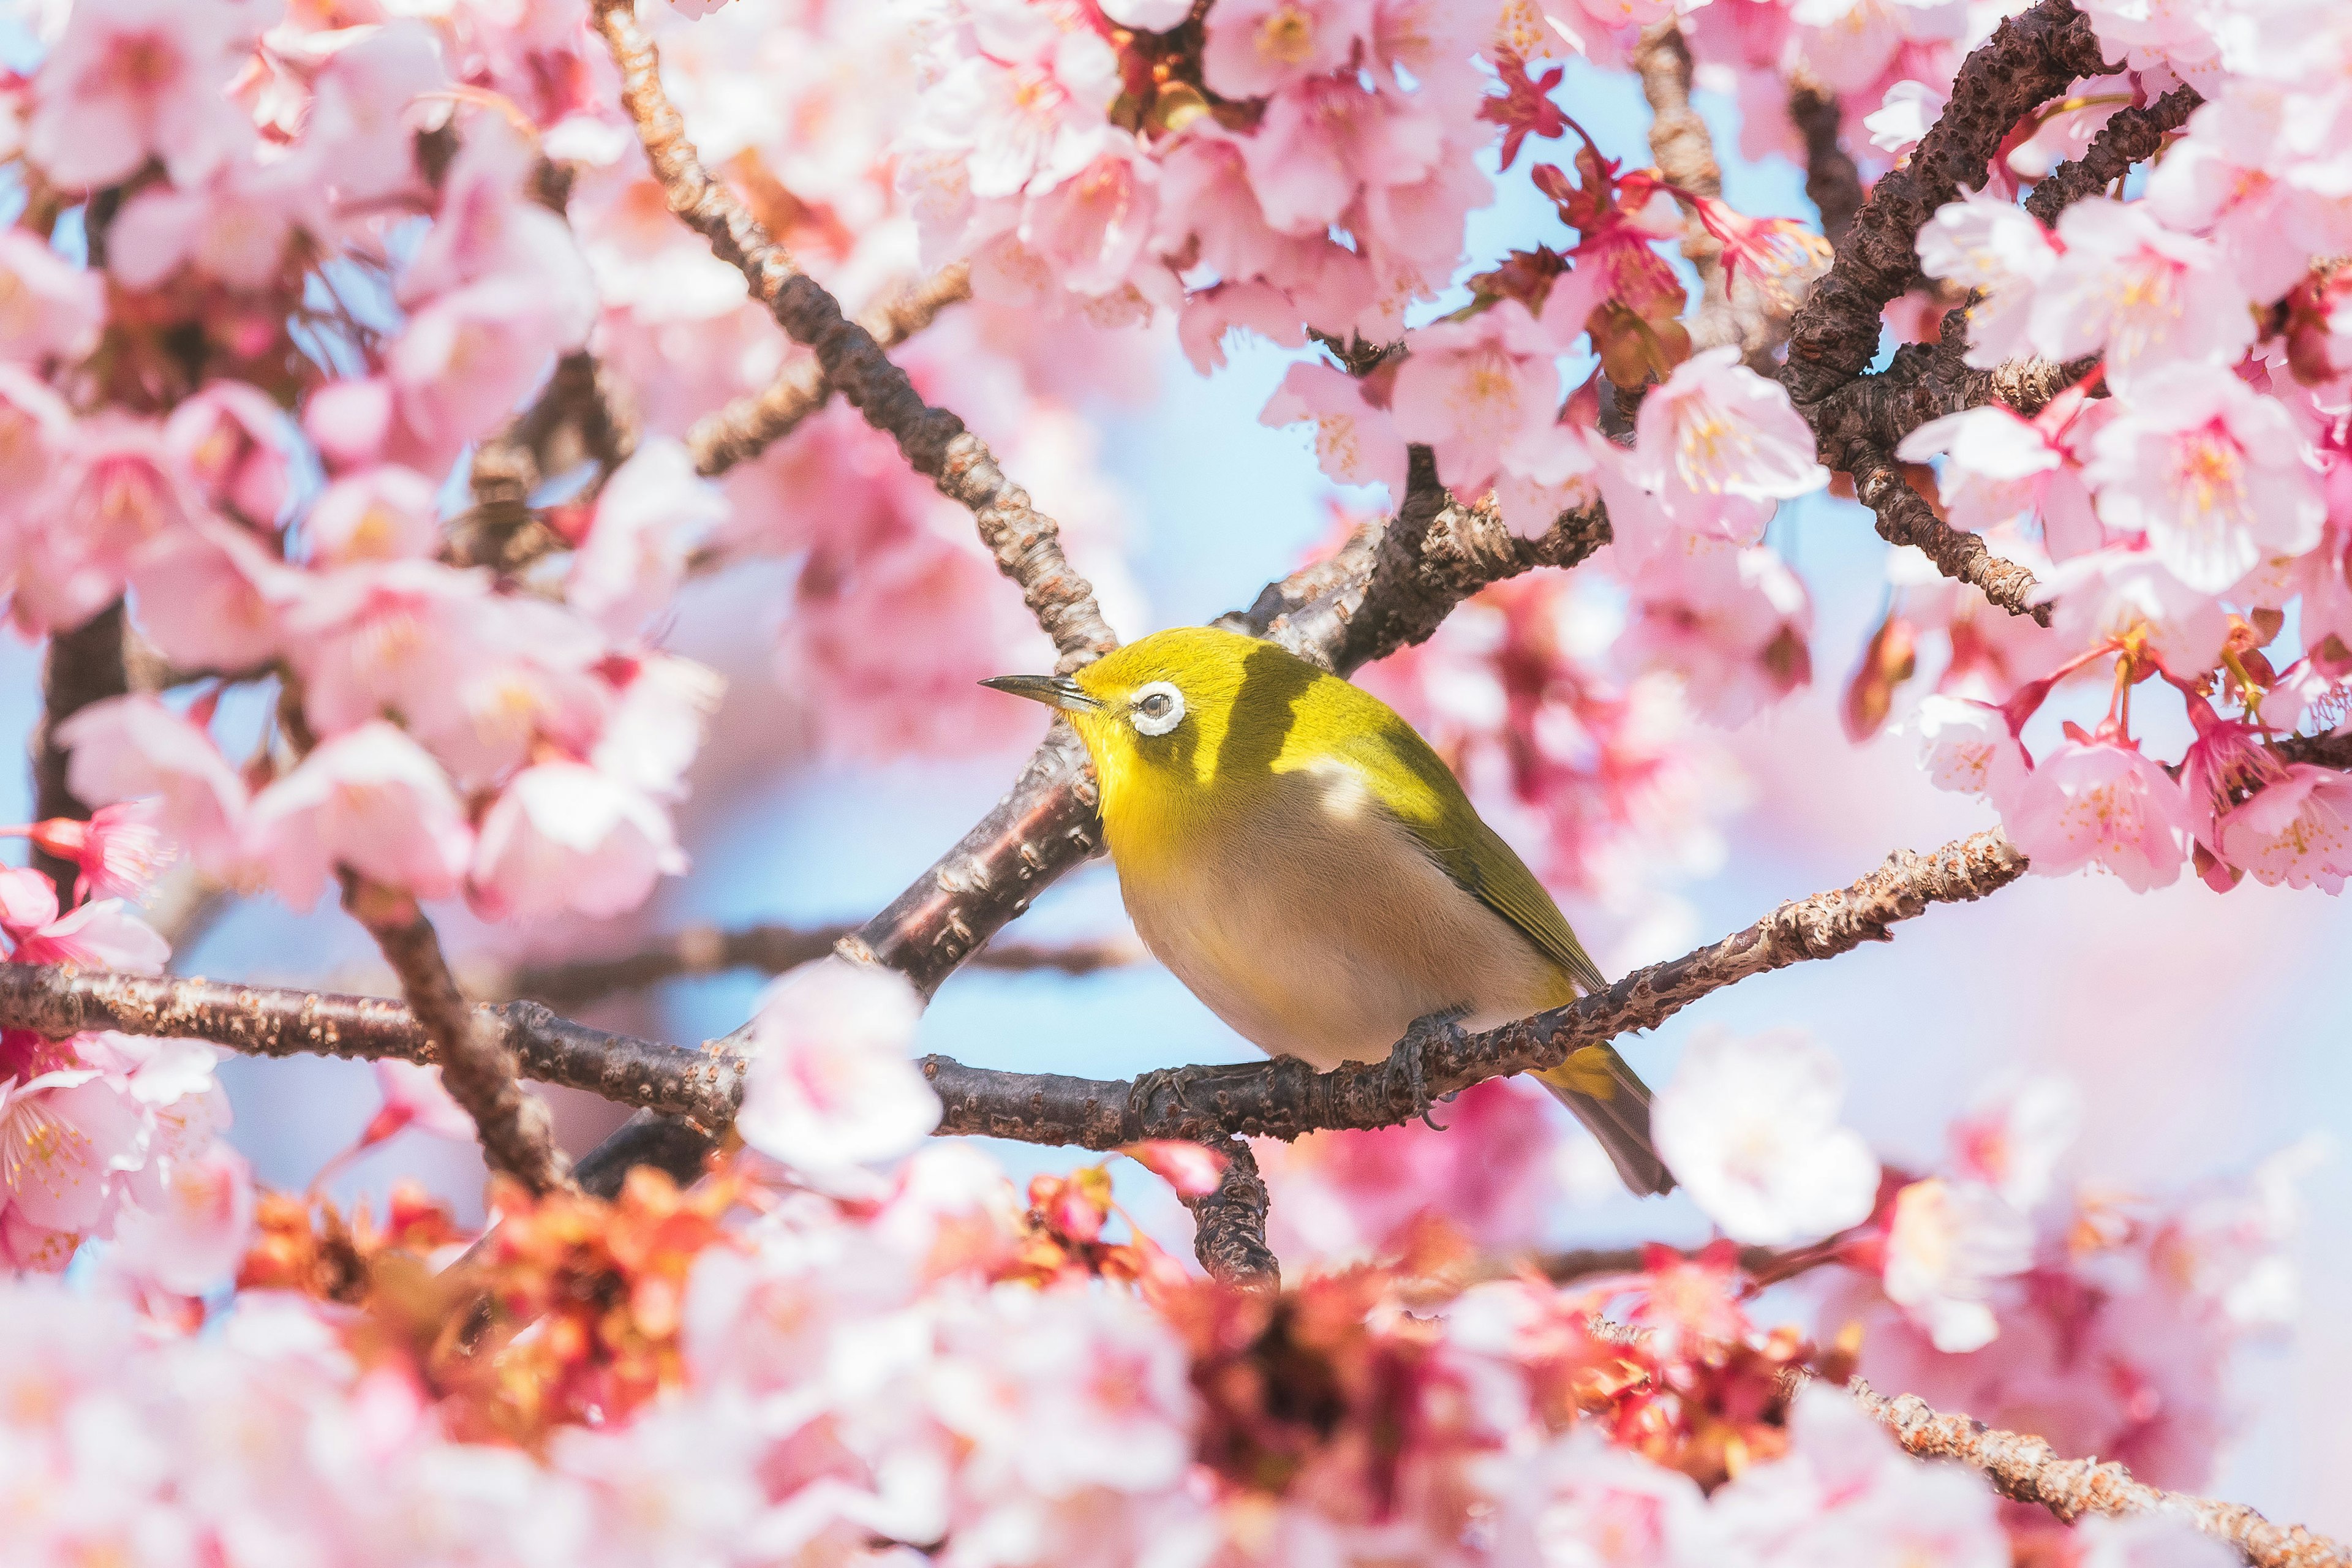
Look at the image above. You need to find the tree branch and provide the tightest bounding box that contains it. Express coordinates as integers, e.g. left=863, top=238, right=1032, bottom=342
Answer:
left=1789, top=80, right=1863, bottom=250
left=1184, top=1140, right=1279, bottom=1289
left=341, top=877, right=574, bottom=1194
left=30, top=601, right=130, bottom=902
left=473, top=921, right=1139, bottom=1011
left=454, top=349, right=640, bottom=572
left=918, top=827, right=2028, bottom=1147
left=1780, top=0, right=2111, bottom=404
left=2024, top=84, right=2203, bottom=225
left=1849, top=442, right=2053, bottom=623
left=589, top=0, right=1115, bottom=667
left=0, top=962, right=744, bottom=1129
left=685, top=263, right=973, bottom=478
left=1849, top=1381, right=2351, bottom=1568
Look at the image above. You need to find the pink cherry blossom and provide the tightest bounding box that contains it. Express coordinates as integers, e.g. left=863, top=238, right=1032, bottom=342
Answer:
left=1390, top=303, right=1562, bottom=499
left=1652, top=1027, right=1879, bottom=1246
left=388, top=277, right=589, bottom=462
left=0, top=1068, right=146, bottom=1234
left=305, top=466, right=442, bottom=567
left=0, top=367, right=75, bottom=508
left=1899, top=695, right=2030, bottom=804
left=302, top=20, right=446, bottom=206
left=1945, top=1076, right=2081, bottom=1213
left=2215, top=764, right=2352, bottom=891
left=107, top=157, right=325, bottom=294
left=243, top=722, right=475, bottom=910
left=2034, top=545, right=2233, bottom=677
left=24, top=0, right=258, bottom=189
left=1261, top=360, right=1411, bottom=497
left=57, top=696, right=249, bottom=869
left=100, top=1140, right=252, bottom=1298
left=12, top=900, right=171, bottom=973
left=283, top=559, right=496, bottom=739
left=0, top=230, right=105, bottom=367
left=736, top=959, right=939, bottom=1190
left=1880, top=1177, right=2036, bottom=1352
left=2076, top=1513, right=2245, bottom=1568
left=24, top=802, right=170, bottom=904
left=125, top=515, right=298, bottom=671
left=15, top=414, right=197, bottom=637
left=1712, top=1387, right=2008, bottom=1567
left=1896, top=403, right=2101, bottom=559
left=468, top=760, right=685, bottom=921
left=569, top=439, right=726, bottom=635
left=1916, top=194, right=2059, bottom=367
left=1618, top=544, right=1813, bottom=725
left=163, top=382, right=292, bottom=527
left=2029, top=202, right=2256, bottom=388
left=2002, top=729, right=2193, bottom=890
left=1202, top=0, right=1373, bottom=100
left=365, top=1059, right=477, bottom=1144
left=2083, top=369, right=2324, bottom=593
left=1242, top=75, right=1444, bottom=236
left=1489, top=1431, right=1714, bottom=1568
left=1619, top=346, right=1828, bottom=555
left=588, top=652, right=724, bottom=801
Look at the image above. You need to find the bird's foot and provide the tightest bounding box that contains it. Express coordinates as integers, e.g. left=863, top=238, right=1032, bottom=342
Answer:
left=1392, top=1006, right=1470, bottom=1131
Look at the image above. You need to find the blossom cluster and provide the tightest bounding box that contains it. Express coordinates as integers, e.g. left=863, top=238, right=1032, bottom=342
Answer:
left=1842, top=0, right=2352, bottom=897
left=0, top=813, right=246, bottom=1283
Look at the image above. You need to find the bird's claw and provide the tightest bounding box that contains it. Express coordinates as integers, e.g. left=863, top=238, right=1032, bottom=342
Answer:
left=1392, top=1007, right=1469, bottom=1131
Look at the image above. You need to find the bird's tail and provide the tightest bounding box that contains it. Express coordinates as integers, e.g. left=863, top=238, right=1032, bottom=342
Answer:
left=1535, top=1044, right=1675, bottom=1197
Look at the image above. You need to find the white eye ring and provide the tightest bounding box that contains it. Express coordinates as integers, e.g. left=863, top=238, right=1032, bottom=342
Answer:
left=1129, top=680, right=1185, bottom=737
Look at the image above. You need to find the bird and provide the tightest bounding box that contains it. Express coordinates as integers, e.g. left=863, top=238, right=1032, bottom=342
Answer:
left=982, top=624, right=1673, bottom=1196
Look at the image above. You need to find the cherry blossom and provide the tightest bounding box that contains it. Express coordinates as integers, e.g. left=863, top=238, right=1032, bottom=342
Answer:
left=1652, top=1027, right=1879, bottom=1246
left=2215, top=764, right=2352, bottom=891
left=243, top=722, right=475, bottom=910
left=1896, top=402, right=2102, bottom=560
left=23, top=0, right=258, bottom=189
left=469, top=760, right=687, bottom=921
left=2001, top=729, right=2194, bottom=891
left=1617, top=347, right=1828, bottom=557
left=735, top=959, right=940, bottom=1191
left=2029, top=202, right=2257, bottom=389
left=1259, top=360, right=1411, bottom=498
left=1916, top=194, right=2059, bottom=367
left=57, top=696, right=250, bottom=869
left=1879, top=1177, right=2035, bottom=1352
left=1899, top=695, right=2029, bottom=804
left=0, top=230, right=106, bottom=367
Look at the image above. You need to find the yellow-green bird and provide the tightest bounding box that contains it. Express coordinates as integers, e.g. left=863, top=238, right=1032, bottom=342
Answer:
left=984, top=625, right=1673, bottom=1196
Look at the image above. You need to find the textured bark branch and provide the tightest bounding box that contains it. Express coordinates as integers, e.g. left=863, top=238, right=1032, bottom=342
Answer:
left=918, top=829, right=2029, bottom=1147
left=2024, top=84, right=2204, bottom=225
left=1849, top=1381, right=2351, bottom=1568
left=475, top=921, right=1139, bottom=1011
left=1849, top=442, right=2053, bottom=623
left=590, top=0, right=1116, bottom=667
left=1184, top=1140, right=1279, bottom=1289
left=30, top=601, right=130, bottom=902
left=454, top=349, right=640, bottom=571
left=685, top=263, right=973, bottom=478
left=0, top=962, right=744, bottom=1129
left=1781, top=0, right=2111, bottom=404
left=1789, top=80, right=1863, bottom=249
left=341, top=878, right=573, bottom=1194
left=1811, top=336, right=2094, bottom=468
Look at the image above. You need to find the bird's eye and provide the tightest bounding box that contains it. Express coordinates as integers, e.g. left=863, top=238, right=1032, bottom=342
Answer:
left=1129, top=680, right=1185, bottom=737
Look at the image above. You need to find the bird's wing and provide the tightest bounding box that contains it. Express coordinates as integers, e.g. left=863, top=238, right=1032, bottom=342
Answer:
left=1319, top=706, right=1608, bottom=997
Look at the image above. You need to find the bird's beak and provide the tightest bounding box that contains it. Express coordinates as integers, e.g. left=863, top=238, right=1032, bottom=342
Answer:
left=980, top=673, right=1101, bottom=713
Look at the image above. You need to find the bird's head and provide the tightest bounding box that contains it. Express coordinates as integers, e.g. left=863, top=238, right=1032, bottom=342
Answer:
left=981, top=626, right=1291, bottom=802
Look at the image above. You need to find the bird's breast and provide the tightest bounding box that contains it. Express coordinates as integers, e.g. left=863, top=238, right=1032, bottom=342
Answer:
left=1104, top=761, right=1567, bottom=1069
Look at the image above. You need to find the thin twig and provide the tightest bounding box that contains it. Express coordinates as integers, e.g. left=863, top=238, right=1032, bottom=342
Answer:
left=474, top=922, right=1140, bottom=1011
left=1849, top=442, right=2051, bottom=623
left=1789, top=80, right=1862, bottom=249
left=341, top=876, right=574, bottom=1193
left=1849, top=1380, right=2350, bottom=1568
left=31, top=601, right=130, bottom=902
left=1184, top=1140, right=1280, bottom=1290
left=2024, top=85, right=2203, bottom=225
left=589, top=0, right=1115, bottom=667
left=685, top=263, right=973, bottom=478
left=452, top=349, right=640, bottom=571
